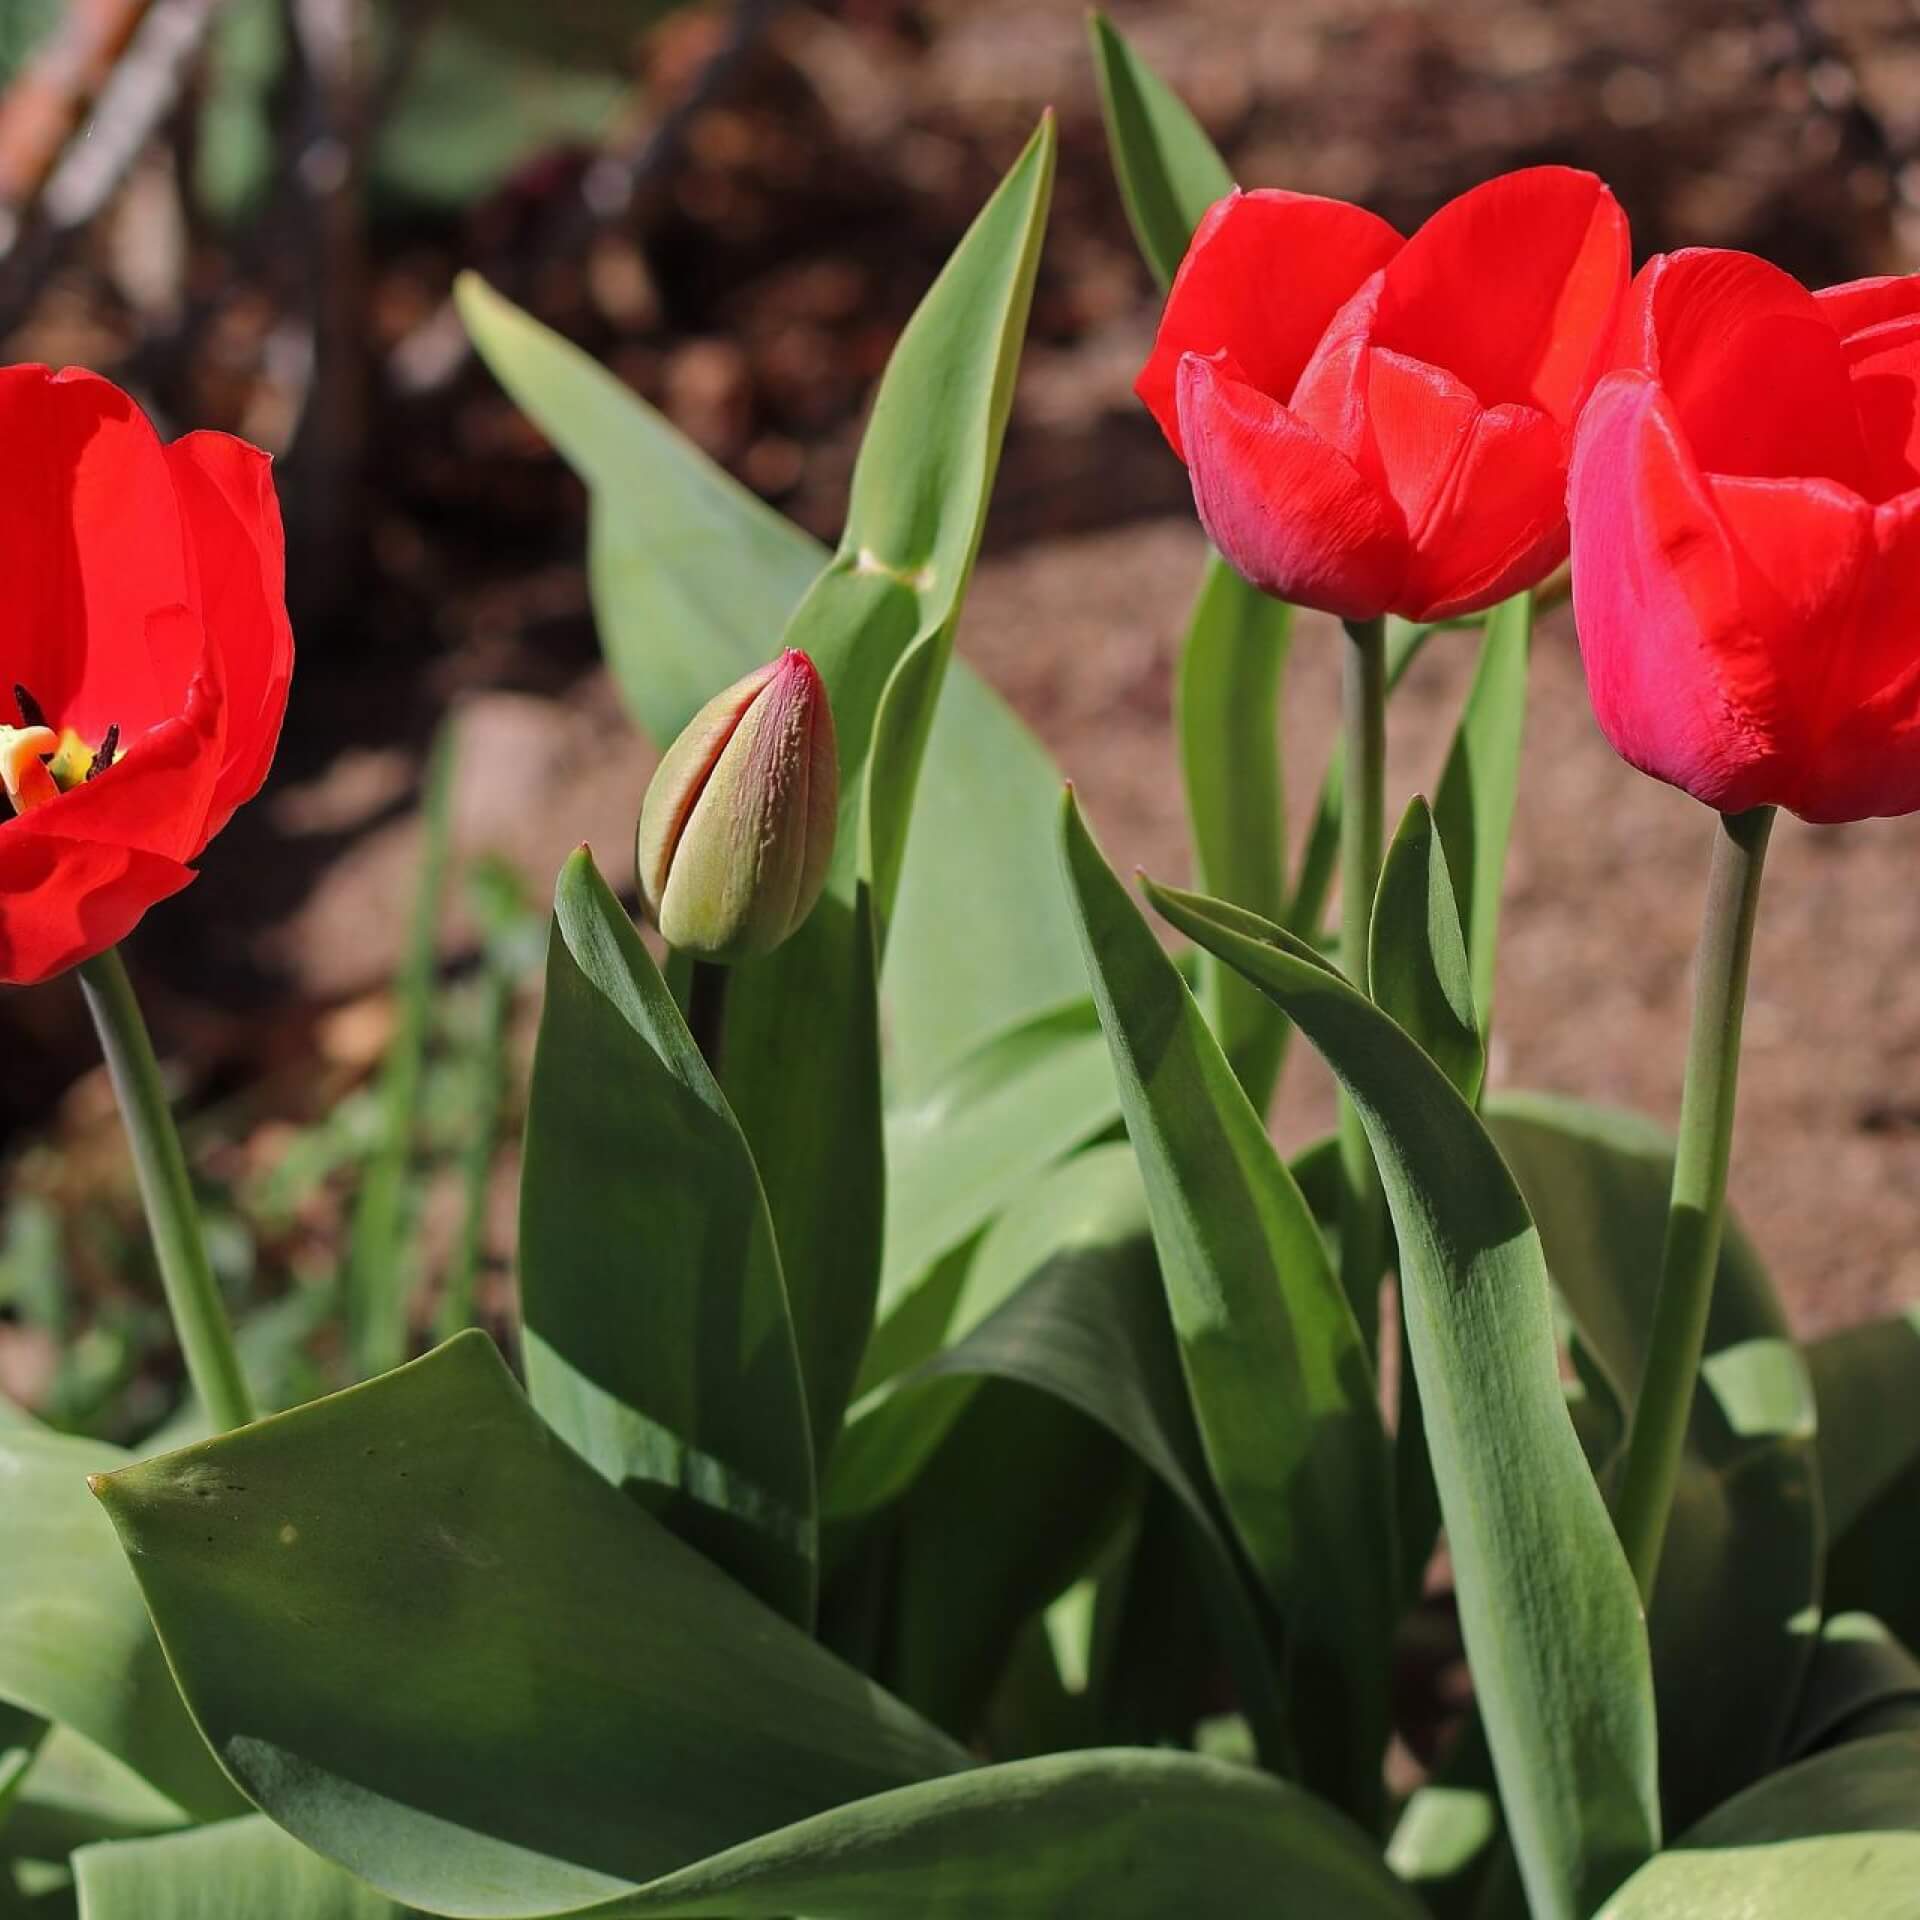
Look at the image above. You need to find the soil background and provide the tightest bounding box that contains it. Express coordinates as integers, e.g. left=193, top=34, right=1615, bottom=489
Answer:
left=8, top=0, right=1920, bottom=1364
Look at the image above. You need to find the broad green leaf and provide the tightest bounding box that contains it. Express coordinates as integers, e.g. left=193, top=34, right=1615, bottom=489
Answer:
left=1176, top=560, right=1294, bottom=1107
left=1063, top=798, right=1393, bottom=1818
left=715, top=117, right=1057, bottom=1461
left=456, top=277, right=1084, bottom=1103
left=1487, top=1092, right=1819, bottom=1827
left=876, top=1002, right=1118, bottom=1326
left=1431, top=592, right=1530, bottom=1036
left=1597, top=1733, right=1920, bottom=1920
left=1370, top=797, right=1482, bottom=1104
left=75, top=1814, right=416, bottom=1918
left=0, top=1703, right=43, bottom=1828
left=883, top=669, right=1090, bottom=1101
left=829, top=1145, right=1289, bottom=1763
left=2, top=1725, right=188, bottom=1861
left=0, top=1424, right=234, bottom=1823
left=1087, top=12, right=1234, bottom=287
left=1786, top=1615, right=1920, bottom=1756
left=1148, top=884, right=1660, bottom=1920
left=519, top=850, right=815, bottom=1624
left=1806, top=1306, right=1920, bottom=1538
left=93, top=1333, right=968, bottom=1916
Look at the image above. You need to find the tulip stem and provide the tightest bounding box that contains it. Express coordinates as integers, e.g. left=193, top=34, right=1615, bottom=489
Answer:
left=686, top=958, right=729, bottom=1076
left=77, top=947, right=255, bottom=1432
left=1338, top=615, right=1388, bottom=1342
left=1615, top=804, right=1775, bottom=1602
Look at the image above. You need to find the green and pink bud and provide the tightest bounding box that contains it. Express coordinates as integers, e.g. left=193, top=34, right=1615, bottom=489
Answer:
left=636, top=649, right=838, bottom=962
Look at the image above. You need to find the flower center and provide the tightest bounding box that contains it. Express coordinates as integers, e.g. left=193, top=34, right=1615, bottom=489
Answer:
left=0, top=684, right=120, bottom=816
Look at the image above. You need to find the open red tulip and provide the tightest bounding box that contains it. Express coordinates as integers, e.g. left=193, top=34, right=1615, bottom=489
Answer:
left=1137, top=167, right=1630, bottom=623
left=0, top=367, right=293, bottom=983
left=1570, top=250, right=1920, bottom=822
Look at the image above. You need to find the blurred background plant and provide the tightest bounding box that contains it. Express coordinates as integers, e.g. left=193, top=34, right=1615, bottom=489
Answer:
left=6, top=0, right=1920, bottom=1443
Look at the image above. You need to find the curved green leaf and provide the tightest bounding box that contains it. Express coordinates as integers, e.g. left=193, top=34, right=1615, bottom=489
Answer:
left=1787, top=1615, right=1920, bottom=1757
left=93, top=1333, right=967, bottom=1917
left=1147, top=883, right=1660, bottom=1920
left=1431, top=592, right=1530, bottom=1037
left=1088, top=11, right=1233, bottom=288
left=1175, top=560, right=1294, bottom=1108
left=1063, top=797, right=1393, bottom=1816
left=75, top=1814, right=415, bottom=1918
left=718, top=115, right=1057, bottom=1461
left=1598, top=1734, right=1920, bottom=1920
left=0, top=1424, right=234, bottom=1823
left=1370, top=797, right=1481, bottom=1104
left=1486, top=1091, right=1820, bottom=1827
left=519, top=849, right=815, bottom=1624
left=1806, top=1306, right=1920, bottom=1540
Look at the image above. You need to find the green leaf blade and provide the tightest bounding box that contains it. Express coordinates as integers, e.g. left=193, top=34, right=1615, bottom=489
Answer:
left=519, top=849, right=816, bottom=1625
left=1147, top=883, right=1660, bottom=1920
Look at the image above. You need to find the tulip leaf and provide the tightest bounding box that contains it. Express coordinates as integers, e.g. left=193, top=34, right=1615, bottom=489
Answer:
left=1431, top=591, right=1531, bottom=1036
left=829, top=1144, right=1289, bottom=1764
left=455, top=272, right=1086, bottom=1111
left=92, top=1331, right=970, bottom=1916
left=518, top=848, right=816, bottom=1626
left=1175, top=557, right=1294, bottom=1108
left=0, top=1423, right=236, bottom=1824
left=1370, top=796, right=1482, bottom=1104
left=1, top=1721, right=190, bottom=1861
left=1486, top=1091, right=1820, bottom=1828
left=1062, top=796, right=1394, bottom=1818
left=1146, top=883, right=1660, bottom=1920
left=1805, top=1305, right=1920, bottom=1539
left=1595, top=1733, right=1920, bottom=1920
left=1785, top=1614, right=1920, bottom=1757
left=875, top=1001, right=1119, bottom=1334
left=714, top=116, right=1056, bottom=1463
left=1088, top=11, right=1234, bottom=288
left=74, top=1814, right=418, bottom=1918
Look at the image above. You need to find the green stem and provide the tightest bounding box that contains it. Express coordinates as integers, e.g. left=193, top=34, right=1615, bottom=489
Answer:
left=77, top=947, right=254, bottom=1432
left=1615, top=805, right=1775, bottom=1601
left=686, top=958, right=729, bottom=1076
left=1337, top=615, right=1388, bottom=1341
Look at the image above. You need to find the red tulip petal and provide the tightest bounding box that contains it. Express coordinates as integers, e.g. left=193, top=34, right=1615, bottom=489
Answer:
left=166, top=432, right=294, bottom=834
left=19, top=641, right=225, bottom=862
left=1706, top=474, right=1920, bottom=820
left=1136, top=188, right=1402, bottom=458
left=1371, top=167, right=1629, bottom=418
left=1840, top=318, right=1920, bottom=501
left=1814, top=271, right=1920, bottom=344
left=0, top=367, right=197, bottom=740
left=1621, top=249, right=1868, bottom=488
left=0, top=829, right=194, bottom=985
left=1569, top=370, right=1781, bottom=812
left=1176, top=352, right=1406, bottom=621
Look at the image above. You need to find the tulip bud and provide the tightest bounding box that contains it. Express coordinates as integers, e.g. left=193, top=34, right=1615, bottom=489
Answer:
left=636, top=649, right=838, bottom=962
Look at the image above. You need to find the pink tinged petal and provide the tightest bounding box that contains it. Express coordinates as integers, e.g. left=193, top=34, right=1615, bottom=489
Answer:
left=1814, top=271, right=1920, bottom=344
left=1135, top=188, right=1403, bottom=459
left=1370, top=166, right=1629, bottom=417
left=1708, top=476, right=1920, bottom=822
left=636, top=658, right=779, bottom=915
left=1287, top=271, right=1387, bottom=460
left=1175, top=353, right=1406, bottom=622
left=1568, top=371, right=1782, bottom=813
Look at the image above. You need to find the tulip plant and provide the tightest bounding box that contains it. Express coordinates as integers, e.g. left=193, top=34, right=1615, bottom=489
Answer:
left=3, top=16, right=1920, bottom=1919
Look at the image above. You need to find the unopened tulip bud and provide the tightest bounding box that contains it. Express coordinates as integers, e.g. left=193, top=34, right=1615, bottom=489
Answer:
left=636, top=649, right=838, bottom=962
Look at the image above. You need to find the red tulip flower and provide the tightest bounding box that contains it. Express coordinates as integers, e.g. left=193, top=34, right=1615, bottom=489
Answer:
left=1571, top=250, right=1920, bottom=822
left=1137, top=167, right=1630, bottom=623
left=0, top=368, right=293, bottom=983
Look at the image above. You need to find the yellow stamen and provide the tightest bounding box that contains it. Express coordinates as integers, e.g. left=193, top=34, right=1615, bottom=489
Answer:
left=0, top=726, right=58, bottom=814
